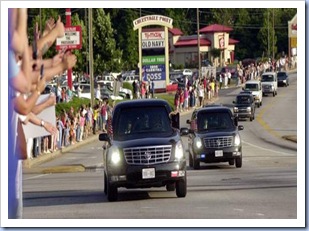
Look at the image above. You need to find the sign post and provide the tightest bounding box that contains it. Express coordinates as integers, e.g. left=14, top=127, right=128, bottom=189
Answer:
left=56, top=9, right=82, bottom=90
left=65, top=9, right=72, bottom=90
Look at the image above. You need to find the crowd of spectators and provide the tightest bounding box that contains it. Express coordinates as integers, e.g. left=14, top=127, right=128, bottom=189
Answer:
left=8, top=9, right=77, bottom=219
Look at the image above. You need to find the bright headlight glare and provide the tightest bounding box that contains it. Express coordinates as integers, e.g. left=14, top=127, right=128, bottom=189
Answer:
left=234, top=107, right=238, bottom=112
left=247, top=107, right=251, bottom=111
left=194, top=137, right=203, bottom=149
left=110, top=147, right=121, bottom=165
left=175, top=141, right=184, bottom=160
left=234, top=134, right=241, bottom=146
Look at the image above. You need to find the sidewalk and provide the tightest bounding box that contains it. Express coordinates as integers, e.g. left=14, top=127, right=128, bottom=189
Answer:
left=23, top=68, right=297, bottom=170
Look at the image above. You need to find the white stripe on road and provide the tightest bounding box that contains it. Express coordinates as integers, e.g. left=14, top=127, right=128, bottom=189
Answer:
left=242, top=140, right=296, bottom=156
left=24, top=174, right=49, bottom=180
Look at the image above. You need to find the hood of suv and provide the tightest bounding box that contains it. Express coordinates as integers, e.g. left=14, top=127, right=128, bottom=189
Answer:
left=113, top=131, right=180, bottom=149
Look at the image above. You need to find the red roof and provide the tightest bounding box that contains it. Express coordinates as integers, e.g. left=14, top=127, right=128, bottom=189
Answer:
left=199, top=24, right=233, bottom=33
left=229, top=38, right=239, bottom=44
left=169, top=28, right=183, bottom=36
left=174, top=38, right=211, bottom=47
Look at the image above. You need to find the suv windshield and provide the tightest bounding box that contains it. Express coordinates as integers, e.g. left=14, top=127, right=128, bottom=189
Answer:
left=236, top=95, right=251, bottom=104
left=115, top=106, right=172, bottom=138
left=261, top=75, right=275, bottom=82
left=197, top=111, right=234, bottom=131
left=245, top=83, right=258, bottom=91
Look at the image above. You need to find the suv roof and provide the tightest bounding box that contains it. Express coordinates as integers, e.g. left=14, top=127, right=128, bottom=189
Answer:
left=196, top=104, right=232, bottom=115
left=245, top=80, right=261, bottom=84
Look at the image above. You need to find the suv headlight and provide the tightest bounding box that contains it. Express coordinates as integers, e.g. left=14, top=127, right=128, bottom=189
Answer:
left=246, top=107, right=251, bottom=112
left=110, top=146, right=121, bottom=165
left=175, top=141, right=184, bottom=160
left=194, top=137, right=203, bottom=149
left=234, top=107, right=238, bottom=112
left=234, top=134, right=241, bottom=146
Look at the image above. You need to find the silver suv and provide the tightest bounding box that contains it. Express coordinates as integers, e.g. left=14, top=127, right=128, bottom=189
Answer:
left=261, top=72, right=278, bottom=97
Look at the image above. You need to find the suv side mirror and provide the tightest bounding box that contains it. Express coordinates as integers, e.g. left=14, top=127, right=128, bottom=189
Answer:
left=99, top=133, right=111, bottom=144
left=186, top=119, right=191, bottom=124
left=234, top=116, right=238, bottom=126
left=170, top=112, right=180, bottom=129
left=180, top=127, right=189, bottom=136
left=238, top=125, right=244, bottom=131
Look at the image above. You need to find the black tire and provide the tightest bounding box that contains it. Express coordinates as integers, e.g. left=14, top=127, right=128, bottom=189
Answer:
left=235, top=157, right=242, bottom=168
left=189, top=152, right=193, bottom=168
left=104, top=172, right=107, bottom=195
left=260, top=101, right=262, bottom=107
left=166, top=183, right=176, bottom=191
left=176, top=177, right=187, bottom=198
left=229, top=159, right=235, bottom=165
left=250, top=116, right=253, bottom=121
left=273, top=92, right=275, bottom=97
left=193, top=156, right=200, bottom=170
left=106, top=179, right=118, bottom=201
left=257, top=103, right=260, bottom=108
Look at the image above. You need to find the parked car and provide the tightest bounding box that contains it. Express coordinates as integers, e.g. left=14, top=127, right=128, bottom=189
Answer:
left=243, top=80, right=263, bottom=108
left=183, top=69, right=193, bottom=76
left=261, top=72, right=278, bottom=97
left=99, top=99, right=187, bottom=201
left=182, top=105, right=244, bottom=169
left=96, top=75, right=115, bottom=87
left=277, top=71, right=290, bottom=87
left=233, top=92, right=256, bottom=121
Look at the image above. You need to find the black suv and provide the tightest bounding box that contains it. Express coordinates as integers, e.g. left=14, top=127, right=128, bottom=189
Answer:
left=99, top=99, right=187, bottom=201
left=233, top=92, right=256, bottom=121
left=182, top=105, right=244, bottom=169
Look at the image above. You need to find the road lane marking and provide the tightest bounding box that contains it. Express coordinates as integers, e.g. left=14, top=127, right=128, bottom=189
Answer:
left=242, top=140, right=296, bottom=156
left=24, top=174, right=49, bottom=180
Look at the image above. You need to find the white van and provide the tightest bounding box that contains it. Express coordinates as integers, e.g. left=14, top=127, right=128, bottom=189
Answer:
left=243, top=80, right=263, bottom=108
left=261, top=72, right=278, bottom=97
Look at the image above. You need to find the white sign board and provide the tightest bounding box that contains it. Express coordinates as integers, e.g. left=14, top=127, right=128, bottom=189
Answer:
left=142, top=40, right=165, bottom=49
left=56, top=26, right=82, bottom=50
left=22, top=94, right=56, bottom=139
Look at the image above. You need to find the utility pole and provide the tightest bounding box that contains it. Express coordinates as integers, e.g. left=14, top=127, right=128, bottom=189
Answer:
left=267, top=11, right=270, bottom=58
left=39, top=8, right=42, bottom=37
left=197, top=8, right=201, bottom=77
left=272, top=8, right=275, bottom=60
left=85, top=8, right=88, bottom=75
left=88, top=8, right=94, bottom=108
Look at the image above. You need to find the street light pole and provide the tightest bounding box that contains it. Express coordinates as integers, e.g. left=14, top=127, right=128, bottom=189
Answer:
left=268, top=10, right=270, bottom=58
left=88, top=8, right=94, bottom=108
left=197, top=8, right=201, bottom=77
left=272, top=8, right=275, bottom=60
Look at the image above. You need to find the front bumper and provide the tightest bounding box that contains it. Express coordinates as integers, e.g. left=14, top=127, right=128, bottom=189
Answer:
left=106, top=160, right=186, bottom=188
left=194, top=146, right=242, bottom=163
left=235, top=111, right=252, bottom=118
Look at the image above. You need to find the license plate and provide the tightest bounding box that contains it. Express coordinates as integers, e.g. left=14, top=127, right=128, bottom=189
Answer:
left=215, top=150, right=223, bottom=157
left=142, top=168, right=155, bottom=179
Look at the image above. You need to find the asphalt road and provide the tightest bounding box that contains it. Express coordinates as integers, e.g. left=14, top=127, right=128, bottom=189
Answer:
left=21, top=71, right=300, bottom=225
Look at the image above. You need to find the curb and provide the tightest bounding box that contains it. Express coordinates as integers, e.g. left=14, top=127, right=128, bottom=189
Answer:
left=22, top=134, right=98, bottom=169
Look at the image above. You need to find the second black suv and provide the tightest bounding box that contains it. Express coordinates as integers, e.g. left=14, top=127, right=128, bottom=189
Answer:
left=182, top=105, right=244, bottom=169
left=99, top=99, right=187, bottom=201
left=233, top=92, right=256, bottom=121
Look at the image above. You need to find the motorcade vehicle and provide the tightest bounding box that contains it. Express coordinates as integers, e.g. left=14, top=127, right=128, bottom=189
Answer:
left=182, top=105, right=244, bottom=169
left=277, top=71, right=290, bottom=87
left=261, top=72, right=278, bottom=97
left=99, top=99, right=187, bottom=201
left=233, top=92, right=256, bottom=121
left=243, top=80, right=263, bottom=108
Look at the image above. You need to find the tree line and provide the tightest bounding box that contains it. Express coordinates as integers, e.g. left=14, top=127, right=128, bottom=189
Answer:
left=27, top=8, right=297, bottom=75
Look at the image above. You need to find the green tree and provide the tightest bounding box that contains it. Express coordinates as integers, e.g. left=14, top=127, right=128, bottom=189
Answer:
left=258, top=9, right=277, bottom=59
left=106, top=9, right=139, bottom=71
left=71, top=12, right=88, bottom=77
left=93, top=8, right=122, bottom=74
